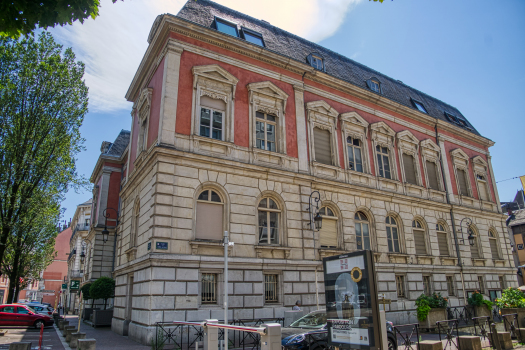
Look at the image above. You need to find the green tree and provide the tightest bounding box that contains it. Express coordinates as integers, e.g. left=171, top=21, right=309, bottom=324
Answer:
left=81, top=282, right=92, bottom=301
left=0, top=32, right=88, bottom=270
left=90, top=277, right=115, bottom=310
left=0, top=0, right=122, bottom=39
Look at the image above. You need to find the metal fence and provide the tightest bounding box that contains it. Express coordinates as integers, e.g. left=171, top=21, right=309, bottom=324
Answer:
left=153, top=318, right=285, bottom=350
left=392, top=323, right=420, bottom=350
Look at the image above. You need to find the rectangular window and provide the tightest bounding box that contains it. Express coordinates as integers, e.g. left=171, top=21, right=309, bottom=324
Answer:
left=319, top=218, right=337, bottom=248
left=396, top=275, right=405, bottom=298
left=314, top=127, right=332, bottom=165
left=241, top=28, right=264, bottom=46
left=264, top=274, right=278, bottom=303
left=215, top=18, right=239, bottom=37
left=347, top=137, right=363, bottom=172
left=437, top=232, right=449, bottom=256
left=489, top=238, right=499, bottom=260
left=489, top=290, right=502, bottom=302
left=370, top=80, right=380, bottom=93
left=200, top=108, right=223, bottom=140
left=423, top=276, right=431, bottom=296
left=457, top=168, right=469, bottom=196
left=447, top=276, right=455, bottom=296
left=376, top=146, right=391, bottom=179
left=470, top=240, right=480, bottom=259
left=255, top=112, right=276, bottom=152
left=477, top=175, right=489, bottom=201
left=403, top=153, right=417, bottom=185
left=413, top=230, right=427, bottom=255
left=195, top=202, right=223, bottom=241
left=201, top=273, right=217, bottom=304
left=138, top=119, right=147, bottom=152
left=426, top=161, right=440, bottom=190
left=311, top=56, right=323, bottom=70
left=478, top=276, right=485, bottom=294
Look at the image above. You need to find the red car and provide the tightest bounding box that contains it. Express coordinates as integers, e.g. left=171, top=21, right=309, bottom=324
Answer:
left=0, top=304, right=54, bottom=328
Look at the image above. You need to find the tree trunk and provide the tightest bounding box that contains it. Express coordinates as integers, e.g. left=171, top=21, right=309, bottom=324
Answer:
left=104, top=299, right=107, bottom=310
left=6, top=250, right=21, bottom=303
left=14, top=283, right=20, bottom=303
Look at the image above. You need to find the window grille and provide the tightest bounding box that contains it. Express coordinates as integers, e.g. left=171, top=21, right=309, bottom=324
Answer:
left=264, top=274, right=278, bottom=303
left=201, top=273, right=217, bottom=304
left=396, top=275, right=405, bottom=298
left=423, top=276, right=431, bottom=296
left=446, top=276, right=455, bottom=296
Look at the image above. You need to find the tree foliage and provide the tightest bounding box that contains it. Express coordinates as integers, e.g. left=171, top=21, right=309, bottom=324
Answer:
left=81, top=282, right=92, bottom=300
left=495, top=288, right=525, bottom=309
left=0, top=0, right=122, bottom=39
left=0, top=31, right=88, bottom=271
left=90, top=277, right=115, bottom=309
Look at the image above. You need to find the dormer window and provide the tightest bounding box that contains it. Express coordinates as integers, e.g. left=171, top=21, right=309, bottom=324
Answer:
left=366, top=78, right=381, bottom=94
left=445, top=112, right=471, bottom=129
left=307, top=53, right=324, bottom=71
left=411, top=98, right=427, bottom=114
left=241, top=28, right=264, bottom=47
left=214, top=17, right=239, bottom=37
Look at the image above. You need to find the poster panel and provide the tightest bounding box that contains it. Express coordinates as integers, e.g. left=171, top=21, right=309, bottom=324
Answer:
left=323, top=250, right=380, bottom=350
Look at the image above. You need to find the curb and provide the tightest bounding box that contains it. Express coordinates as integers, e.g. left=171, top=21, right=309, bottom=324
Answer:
left=53, top=324, right=72, bottom=350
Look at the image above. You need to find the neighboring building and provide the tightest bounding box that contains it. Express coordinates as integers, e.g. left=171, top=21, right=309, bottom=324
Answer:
left=503, top=190, right=525, bottom=286
left=39, top=225, right=73, bottom=306
left=106, top=0, right=515, bottom=344
left=0, top=276, right=9, bottom=303
left=65, top=199, right=92, bottom=312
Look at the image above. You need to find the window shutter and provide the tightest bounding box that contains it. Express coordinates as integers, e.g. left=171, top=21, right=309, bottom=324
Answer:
left=403, top=153, right=417, bottom=185
left=195, top=202, right=223, bottom=240
left=413, top=230, right=427, bottom=255
left=489, top=239, right=499, bottom=260
left=457, top=169, right=469, bottom=196
left=478, top=181, right=489, bottom=201
left=426, top=161, right=440, bottom=190
left=437, top=232, right=449, bottom=256
left=314, top=127, right=332, bottom=165
left=320, top=218, right=337, bottom=248
left=470, top=242, right=480, bottom=259
left=200, top=96, right=226, bottom=111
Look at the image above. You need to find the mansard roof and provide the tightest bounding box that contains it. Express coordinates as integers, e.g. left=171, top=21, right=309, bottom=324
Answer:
left=173, top=0, right=480, bottom=136
left=103, top=129, right=131, bottom=158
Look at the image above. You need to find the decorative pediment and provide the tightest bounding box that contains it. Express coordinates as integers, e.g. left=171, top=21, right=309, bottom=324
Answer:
left=135, top=87, right=153, bottom=122
left=451, top=148, right=469, bottom=161
left=370, top=121, right=395, bottom=137
left=472, top=155, right=488, bottom=173
left=420, top=139, right=440, bottom=153
left=192, top=65, right=239, bottom=94
left=339, top=111, right=369, bottom=129
left=397, top=130, right=419, bottom=145
left=247, top=81, right=289, bottom=100
left=306, top=100, right=339, bottom=118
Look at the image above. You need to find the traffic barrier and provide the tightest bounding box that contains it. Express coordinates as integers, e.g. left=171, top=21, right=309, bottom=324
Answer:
left=77, top=339, right=96, bottom=350
left=458, top=336, right=482, bottom=350
left=8, top=342, right=31, bottom=350
left=70, top=332, right=86, bottom=348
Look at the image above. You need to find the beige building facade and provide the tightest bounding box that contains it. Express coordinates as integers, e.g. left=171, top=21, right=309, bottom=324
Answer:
left=109, top=1, right=516, bottom=344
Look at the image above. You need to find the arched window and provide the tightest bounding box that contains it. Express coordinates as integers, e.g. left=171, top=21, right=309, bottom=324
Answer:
left=489, top=229, right=500, bottom=260
left=436, top=223, right=449, bottom=256
left=412, top=219, right=427, bottom=255
left=347, top=137, right=363, bottom=172
left=469, top=226, right=480, bottom=259
left=386, top=216, right=400, bottom=253
left=319, top=207, right=338, bottom=248
left=355, top=212, right=370, bottom=250
left=258, top=198, right=280, bottom=245
left=196, top=190, right=224, bottom=241
left=131, top=199, right=140, bottom=247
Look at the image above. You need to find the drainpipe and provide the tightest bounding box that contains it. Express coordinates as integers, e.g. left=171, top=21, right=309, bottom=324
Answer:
left=435, top=124, right=467, bottom=305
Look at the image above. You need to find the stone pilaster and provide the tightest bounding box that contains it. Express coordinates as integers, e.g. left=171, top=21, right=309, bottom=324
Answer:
left=294, top=84, right=309, bottom=173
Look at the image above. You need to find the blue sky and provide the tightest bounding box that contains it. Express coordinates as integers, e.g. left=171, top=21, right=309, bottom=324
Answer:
left=54, top=0, right=525, bottom=223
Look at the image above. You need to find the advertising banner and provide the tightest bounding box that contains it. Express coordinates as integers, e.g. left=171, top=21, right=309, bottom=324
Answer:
left=323, top=250, right=381, bottom=350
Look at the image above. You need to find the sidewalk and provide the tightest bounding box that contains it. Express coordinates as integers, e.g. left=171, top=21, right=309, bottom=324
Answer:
left=61, top=316, right=149, bottom=350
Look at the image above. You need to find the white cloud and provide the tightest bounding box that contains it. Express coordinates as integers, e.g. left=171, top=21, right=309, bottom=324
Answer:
left=49, top=0, right=361, bottom=113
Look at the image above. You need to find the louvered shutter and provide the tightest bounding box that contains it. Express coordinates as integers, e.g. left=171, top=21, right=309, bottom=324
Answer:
left=200, top=95, right=226, bottom=110
left=470, top=241, right=480, bottom=259
left=195, top=202, right=223, bottom=240
left=426, top=161, right=439, bottom=190
left=414, top=230, right=427, bottom=255
left=320, top=218, right=337, bottom=248
left=437, top=232, right=449, bottom=256
left=403, top=154, right=417, bottom=185
left=490, top=239, right=499, bottom=260
left=457, top=169, right=469, bottom=196
left=314, top=128, right=332, bottom=165
left=478, top=181, right=489, bottom=201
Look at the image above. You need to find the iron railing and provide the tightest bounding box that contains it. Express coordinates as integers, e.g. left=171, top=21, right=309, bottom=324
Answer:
left=446, top=305, right=474, bottom=326
left=502, top=313, right=523, bottom=342
left=436, top=319, right=459, bottom=350
left=70, top=223, right=90, bottom=242
left=392, top=323, right=420, bottom=350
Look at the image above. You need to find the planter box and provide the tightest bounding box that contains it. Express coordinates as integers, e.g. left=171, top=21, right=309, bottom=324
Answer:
left=474, top=305, right=492, bottom=319
left=92, top=309, right=113, bottom=327
left=501, top=308, right=525, bottom=328
left=419, top=308, right=447, bottom=330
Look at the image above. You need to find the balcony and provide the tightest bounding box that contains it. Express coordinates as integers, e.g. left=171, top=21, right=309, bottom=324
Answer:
left=68, top=249, right=76, bottom=261
left=70, top=223, right=90, bottom=242
left=70, top=270, right=83, bottom=279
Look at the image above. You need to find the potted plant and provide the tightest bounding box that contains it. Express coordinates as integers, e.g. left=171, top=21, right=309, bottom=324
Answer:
left=416, top=292, right=448, bottom=330
left=495, top=287, right=525, bottom=327
left=468, top=291, right=493, bottom=319
left=89, top=277, right=115, bottom=327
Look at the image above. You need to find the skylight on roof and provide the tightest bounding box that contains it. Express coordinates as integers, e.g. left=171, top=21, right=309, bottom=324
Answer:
left=241, top=28, right=264, bottom=47
left=411, top=99, right=427, bottom=114
left=445, top=112, right=470, bottom=129
left=214, top=17, right=239, bottom=37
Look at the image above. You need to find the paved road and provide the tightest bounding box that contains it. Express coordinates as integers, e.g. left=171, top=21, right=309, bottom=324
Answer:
left=0, top=326, right=64, bottom=350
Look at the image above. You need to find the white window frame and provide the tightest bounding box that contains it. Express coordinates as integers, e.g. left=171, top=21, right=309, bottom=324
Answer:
left=257, top=197, right=282, bottom=246
left=397, top=130, right=423, bottom=187
left=340, top=112, right=371, bottom=174
left=472, top=155, right=493, bottom=203
left=318, top=205, right=340, bottom=249
left=191, top=65, right=238, bottom=145
left=386, top=215, right=402, bottom=253
left=371, top=122, right=398, bottom=181
left=370, top=80, right=380, bottom=93
left=420, top=139, right=445, bottom=192
left=247, top=81, right=289, bottom=157
left=355, top=211, right=372, bottom=251
left=451, top=148, right=473, bottom=198
left=306, top=101, right=340, bottom=170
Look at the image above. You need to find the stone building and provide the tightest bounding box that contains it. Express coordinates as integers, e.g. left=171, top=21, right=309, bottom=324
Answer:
left=109, top=0, right=516, bottom=344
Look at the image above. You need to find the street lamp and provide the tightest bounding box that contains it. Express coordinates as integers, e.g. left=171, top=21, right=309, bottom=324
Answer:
left=101, top=208, right=119, bottom=244
left=459, top=217, right=475, bottom=246
left=80, top=241, right=87, bottom=264
left=309, top=191, right=323, bottom=231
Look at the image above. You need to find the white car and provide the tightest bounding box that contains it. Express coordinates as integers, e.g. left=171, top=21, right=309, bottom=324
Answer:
left=24, top=303, right=54, bottom=317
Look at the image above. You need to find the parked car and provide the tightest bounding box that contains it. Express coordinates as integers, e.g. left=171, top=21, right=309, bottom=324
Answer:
left=0, top=304, right=54, bottom=328
left=281, top=310, right=397, bottom=350
left=24, top=303, right=54, bottom=316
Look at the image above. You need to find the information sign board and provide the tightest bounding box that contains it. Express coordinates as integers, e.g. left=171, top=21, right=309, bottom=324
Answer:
left=62, top=283, right=67, bottom=290
left=323, top=250, right=381, bottom=350
left=70, top=280, right=80, bottom=290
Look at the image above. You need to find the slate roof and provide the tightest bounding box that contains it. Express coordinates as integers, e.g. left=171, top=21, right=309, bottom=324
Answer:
left=509, top=209, right=525, bottom=228
left=104, top=130, right=131, bottom=158
left=78, top=198, right=93, bottom=206
left=174, top=0, right=480, bottom=136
